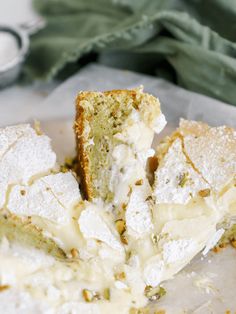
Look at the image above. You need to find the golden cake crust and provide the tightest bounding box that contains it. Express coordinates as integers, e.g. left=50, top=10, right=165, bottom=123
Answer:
left=74, top=89, right=141, bottom=201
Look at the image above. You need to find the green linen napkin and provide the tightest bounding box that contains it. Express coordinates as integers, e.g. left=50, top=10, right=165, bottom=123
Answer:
left=24, top=0, right=236, bottom=106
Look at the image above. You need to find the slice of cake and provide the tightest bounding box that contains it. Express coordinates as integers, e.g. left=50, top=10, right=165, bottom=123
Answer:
left=74, top=87, right=166, bottom=206
left=0, top=124, right=82, bottom=258
left=143, top=119, right=236, bottom=287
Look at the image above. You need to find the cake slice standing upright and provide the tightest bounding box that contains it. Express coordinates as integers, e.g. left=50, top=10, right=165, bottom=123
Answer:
left=74, top=87, right=166, bottom=209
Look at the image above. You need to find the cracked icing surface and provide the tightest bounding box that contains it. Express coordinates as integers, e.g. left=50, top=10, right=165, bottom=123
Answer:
left=0, top=125, right=56, bottom=208
left=7, top=172, right=80, bottom=225
left=126, top=184, right=153, bottom=238
left=154, top=138, right=209, bottom=204
left=79, top=202, right=123, bottom=252
left=179, top=119, right=236, bottom=192
left=0, top=124, right=33, bottom=159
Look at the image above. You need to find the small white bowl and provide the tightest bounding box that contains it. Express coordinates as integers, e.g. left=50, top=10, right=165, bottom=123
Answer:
left=0, top=24, right=29, bottom=88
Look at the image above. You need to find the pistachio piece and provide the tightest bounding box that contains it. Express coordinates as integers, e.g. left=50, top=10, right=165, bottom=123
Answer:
left=82, top=289, right=93, bottom=302
left=120, top=234, right=128, bottom=245
left=144, top=286, right=166, bottom=301
left=198, top=188, right=211, bottom=197
left=148, top=155, right=159, bottom=173
left=135, top=179, right=143, bottom=186
left=154, top=310, right=166, bottom=314
left=115, top=272, right=126, bottom=280
left=0, top=285, right=10, bottom=292
left=178, top=172, right=189, bottom=187
left=151, top=233, right=159, bottom=244
left=115, top=219, right=126, bottom=235
left=130, top=307, right=150, bottom=314
left=103, top=288, right=110, bottom=300
left=70, top=248, right=79, bottom=258
left=231, top=240, right=236, bottom=249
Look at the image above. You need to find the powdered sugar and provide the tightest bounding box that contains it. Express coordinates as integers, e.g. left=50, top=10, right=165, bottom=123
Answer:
left=7, top=172, right=80, bottom=224
left=162, top=239, right=197, bottom=264
left=78, top=204, right=123, bottom=252
left=126, top=184, right=153, bottom=237
left=143, top=257, right=164, bottom=287
left=0, top=124, right=56, bottom=208
left=154, top=138, right=209, bottom=204
left=180, top=120, right=236, bottom=192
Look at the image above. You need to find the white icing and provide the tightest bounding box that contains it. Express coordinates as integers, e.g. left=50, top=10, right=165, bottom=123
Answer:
left=180, top=120, right=236, bottom=192
left=110, top=144, right=146, bottom=206
left=153, top=113, right=167, bottom=134
left=143, top=257, right=164, bottom=287
left=58, top=302, right=100, bottom=314
left=114, top=281, right=128, bottom=290
left=126, top=184, right=153, bottom=238
left=162, top=239, right=197, bottom=264
left=154, top=138, right=209, bottom=204
left=7, top=172, right=80, bottom=225
left=78, top=204, right=123, bottom=252
left=0, top=125, right=56, bottom=208
left=0, top=124, right=32, bottom=159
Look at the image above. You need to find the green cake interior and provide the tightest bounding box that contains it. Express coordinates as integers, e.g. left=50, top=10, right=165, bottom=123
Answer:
left=0, top=213, right=66, bottom=259
left=77, top=91, right=137, bottom=201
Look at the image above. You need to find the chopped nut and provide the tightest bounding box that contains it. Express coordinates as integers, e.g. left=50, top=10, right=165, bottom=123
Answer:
left=178, top=172, right=188, bottom=187
left=145, top=196, right=152, bottom=202
left=115, top=272, right=126, bottom=280
left=60, top=165, right=69, bottom=173
left=115, top=219, right=126, bottom=235
left=151, top=233, right=159, bottom=244
left=120, top=234, right=128, bottom=245
left=60, top=156, right=78, bottom=173
left=122, top=203, right=127, bottom=210
left=213, top=246, right=222, bottom=253
left=34, top=120, right=42, bottom=135
left=148, top=156, right=159, bottom=173
left=198, top=188, right=211, bottom=197
left=126, top=250, right=132, bottom=261
left=154, top=310, right=166, bottom=314
left=20, top=190, right=26, bottom=196
left=82, top=289, right=93, bottom=302
left=231, top=240, right=236, bottom=249
left=144, top=286, right=166, bottom=301
left=135, top=179, right=143, bottom=186
left=0, top=285, right=10, bottom=292
left=103, top=288, right=110, bottom=300
left=219, top=242, right=227, bottom=249
left=130, top=307, right=150, bottom=314
left=70, top=248, right=79, bottom=258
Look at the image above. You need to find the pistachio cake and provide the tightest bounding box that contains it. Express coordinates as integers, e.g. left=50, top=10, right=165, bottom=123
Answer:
left=0, top=124, right=82, bottom=258
left=0, top=91, right=236, bottom=314
left=74, top=87, right=166, bottom=204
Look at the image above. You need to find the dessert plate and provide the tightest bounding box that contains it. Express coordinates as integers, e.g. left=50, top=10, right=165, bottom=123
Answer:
left=1, top=64, right=236, bottom=313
